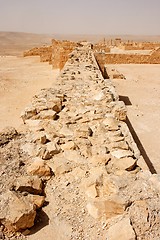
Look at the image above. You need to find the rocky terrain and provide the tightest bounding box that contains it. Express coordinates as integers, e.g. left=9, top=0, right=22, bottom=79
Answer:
left=1, top=43, right=160, bottom=240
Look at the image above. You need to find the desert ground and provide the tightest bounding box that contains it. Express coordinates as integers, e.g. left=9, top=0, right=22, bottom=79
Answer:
left=110, top=64, right=160, bottom=173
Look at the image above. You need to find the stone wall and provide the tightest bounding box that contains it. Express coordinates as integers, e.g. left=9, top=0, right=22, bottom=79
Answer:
left=2, top=43, right=160, bottom=240
left=93, top=44, right=110, bottom=53
left=121, top=42, right=160, bottom=50
left=95, top=47, right=160, bottom=75
left=52, top=39, right=77, bottom=70
left=24, top=46, right=52, bottom=63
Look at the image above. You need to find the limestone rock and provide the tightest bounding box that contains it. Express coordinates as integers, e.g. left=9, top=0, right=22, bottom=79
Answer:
left=89, top=154, right=111, bottom=166
left=26, top=195, right=45, bottom=208
left=38, top=142, right=60, bottom=160
left=0, top=127, right=18, bottom=146
left=85, top=184, right=98, bottom=198
left=48, top=157, right=72, bottom=176
left=37, top=110, right=57, bottom=120
left=107, top=157, right=137, bottom=172
left=87, top=197, right=126, bottom=220
left=47, top=98, right=62, bottom=113
left=21, top=106, right=37, bottom=122
left=63, top=150, right=86, bottom=164
left=112, top=101, right=127, bottom=121
left=103, top=117, right=119, bottom=131
left=0, top=191, right=36, bottom=232
left=27, top=157, right=52, bottom=177
left=14, top=176, right=43, bottom=195
left=110, top=140, right=129, bottom=150
left=111, top=149, right=133, bottom=159
left=59, top=125, right=74, bottom=137
left=61, top=141, right=76, bottom=151
left=32, top=132, right=48, bottom=144
left=106, top=217, right=136, bottom=240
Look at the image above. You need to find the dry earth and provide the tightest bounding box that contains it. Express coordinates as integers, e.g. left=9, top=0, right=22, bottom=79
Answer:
left=110, top=64, right=160, bottom=173
left=0, top=56, right=59, bottom=131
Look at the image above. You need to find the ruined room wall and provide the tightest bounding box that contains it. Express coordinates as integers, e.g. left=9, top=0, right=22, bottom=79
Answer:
left=24, top=46, right=52, bottom=63
left=52, top=39, right=77, bottom=70
left=94, top=47, right=160, bottom=74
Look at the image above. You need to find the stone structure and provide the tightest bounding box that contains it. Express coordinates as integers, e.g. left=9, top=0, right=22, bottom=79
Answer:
left=1, top=43, right=160, bottom=239
left=95, top=47, right=160, bottom=75
left=52, top=39, right=77, bottom=69
left=24, top=46, right=52, bottom=63
left=120, top=42, right=160, bottom=50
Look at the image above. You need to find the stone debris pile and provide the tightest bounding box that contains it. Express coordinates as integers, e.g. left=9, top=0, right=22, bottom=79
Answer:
left=1, top=44, right=160, bottom=240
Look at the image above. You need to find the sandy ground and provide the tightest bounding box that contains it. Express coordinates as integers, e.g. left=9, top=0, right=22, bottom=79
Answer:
left=0, top=56, right=59, bottom=131
left=108, top=64, right=160, bottom=173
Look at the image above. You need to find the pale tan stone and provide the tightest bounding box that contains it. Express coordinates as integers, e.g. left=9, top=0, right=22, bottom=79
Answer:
left=103, top=117, right=119, bottom=131
left=87, top=197, right=125, bottom=220
left=48, top=157, right=72, bottom=176
left=38, top=110, right=57, bottom=120
left=86, top=184, right=98, bottom=198
left=0, top=191, right=36, bottom=232
left=21, top=106, right=37, bottom=122
left=111, top=149, right=133, bottom=159
left=61, top=141, right=76, bottom=151
left=14, top=176, right=43, bottom=195
left=106, top=217, right=136, bottom=240
left=27, top=195, right=45, bottom=209
left=112, top=101, right=127, bottom=121
left=27, top=157, right=51, bottom=177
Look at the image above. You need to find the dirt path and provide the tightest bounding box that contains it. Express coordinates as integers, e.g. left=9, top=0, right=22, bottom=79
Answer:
left=110, top=64, right=160, bottom=173
left=0, top=56, right=59, bottom=130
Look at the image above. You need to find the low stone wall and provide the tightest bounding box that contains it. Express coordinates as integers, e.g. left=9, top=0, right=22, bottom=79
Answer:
left=93, top=44, right=110, bottom=53
left=24, top=46, right=52, bottom=63
left=2, top=44, right=160, bottom=239
left=121, top=42, right=160, bottom=50
left=95, top=47, right=160, bottom=75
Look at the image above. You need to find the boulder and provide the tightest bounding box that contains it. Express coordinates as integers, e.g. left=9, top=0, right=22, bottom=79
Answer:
left=21, top=106, right=37, bottom=122
left=87, top=196, right=126, bottom=220
left=14, top=176, right=43, bottom=195
left=37, top=110, right=57, bottom=120
left=26, top=195, right=45, bottom=209
left=106, top=157, right=137, bottom=172
left=48, top=157, right=72, bottom=176
left=0, top=191, right=36, bottom=232
left=27, top=157, right=52, bottom=177
left=106, top=217, right=136, bottom=240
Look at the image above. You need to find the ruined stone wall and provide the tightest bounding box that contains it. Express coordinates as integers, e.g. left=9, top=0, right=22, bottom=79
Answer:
left=24, top=46, right=52, bottom=63
left=52, top=39, right=77, bottom=70
left=2, top=44, right=160, bottom=240
left=95, top=47, right=160, bottom=74
left=121, top=42, right=160, bottom=50
left=93, top=44, right=110, bottom=53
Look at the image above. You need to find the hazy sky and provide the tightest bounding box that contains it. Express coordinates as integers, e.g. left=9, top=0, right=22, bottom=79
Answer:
left=0, top=0, right=159, bottom=35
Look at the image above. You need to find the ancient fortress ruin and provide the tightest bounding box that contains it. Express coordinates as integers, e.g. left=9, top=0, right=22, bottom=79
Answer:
left=1, top=39, right=160, bottom=239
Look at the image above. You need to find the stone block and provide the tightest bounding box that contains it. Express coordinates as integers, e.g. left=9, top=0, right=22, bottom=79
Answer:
left=0, top=191, right=36, bottom=232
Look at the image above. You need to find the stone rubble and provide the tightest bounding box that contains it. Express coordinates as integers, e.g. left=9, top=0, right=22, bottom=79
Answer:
left=1, top=43, right=160, bottom=240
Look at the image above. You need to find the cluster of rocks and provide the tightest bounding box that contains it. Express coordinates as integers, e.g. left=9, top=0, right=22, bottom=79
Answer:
left=1, top=44, right=160, bottom=240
